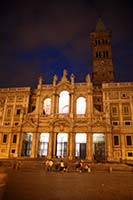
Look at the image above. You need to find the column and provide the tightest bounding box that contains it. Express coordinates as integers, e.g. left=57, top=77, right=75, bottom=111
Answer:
left=106, top=132, right=113, bottom=161
left=121, top=134, right=125, bottom=161
left=52, top=132, right=57, bottom=158
left=51, top=92, right=56, bottom=115
left=70, top=92, right=74, bottom=117
left=68, top=132, right=75, bottom=160
left=47, top=132, right=53, bottom=159
left=7, top=133, right=12, bottom=157
left=17, top=131, right=23, bottom=157
left=34, top=132, right=39, bottom=158
left=55, top=94, right=59, bottom=114
left=130, top=97, right=133, bottom=123
left=31, top=133, right=36, bottom=158
left=86, top=133, right=93, bottom=161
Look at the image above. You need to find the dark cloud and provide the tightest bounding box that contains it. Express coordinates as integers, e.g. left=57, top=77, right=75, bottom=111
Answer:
left=0, top=0, right=133, bottom=87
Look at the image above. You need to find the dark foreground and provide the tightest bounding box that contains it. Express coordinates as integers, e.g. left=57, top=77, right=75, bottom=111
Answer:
left=2, top=170, right=133, bottom=200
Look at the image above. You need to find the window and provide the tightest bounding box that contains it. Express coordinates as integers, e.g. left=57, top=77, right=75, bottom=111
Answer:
left=114, top=136, right=119, bottom=145
left=13, top=135, right=17, bottom=143
left=106, top=51, right=109, bottom=58
left=96, top=52, right=98, bottom=58
left=111, top=106, right=118, bottom=116
left=76, top=97, right=86, bottom=114
left=43, top=98, right=51, bottom=115
left=6, top=108, right=12, bottom=117
left=126, top=136, right=132, bottom=146
left=103, top=51, right=105, bottom=58
left=128, top=152, right=133, bottom=157
left=12, top=149, right=15, bottom=153
left=3, top=134, right=7, bottom=143
left=112, top=121, right=119, bottom=126
left=59, top=91, right=69, bottom=114
left=16, top=109, right=21, bottom=115
left=123, top=105, right=130, bottom=115
left=125, top=121, right=130, bottom=126
left=99, top=52, right=101, bottom=58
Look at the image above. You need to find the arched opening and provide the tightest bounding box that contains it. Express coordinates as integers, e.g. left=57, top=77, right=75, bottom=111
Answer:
left=75, top=133, right=87, bottom=159
left=59, top=91, right=69, bottom=114
left=56, top=133, right=68, bottom=158
left=76, top=97, right=86, bottom=114
left=21, top=133, right=33, bottom=156
left=93, top=133, right=105, bottom=162
left=43, top=98, right=51, bottom=115
left=38, top=133, right=49, bottom=157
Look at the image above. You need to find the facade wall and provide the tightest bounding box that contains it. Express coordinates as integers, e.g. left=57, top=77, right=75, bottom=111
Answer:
left=0, top=74, right=133, bottom=162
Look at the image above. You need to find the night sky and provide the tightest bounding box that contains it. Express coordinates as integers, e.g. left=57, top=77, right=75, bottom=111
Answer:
left=0, top=0, right=133, bottom=88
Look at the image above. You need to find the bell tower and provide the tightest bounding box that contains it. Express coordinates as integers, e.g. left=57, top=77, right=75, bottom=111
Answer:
left=90, top=18, right=115, bottom=112
left=90, top=18, right=114, bottom=86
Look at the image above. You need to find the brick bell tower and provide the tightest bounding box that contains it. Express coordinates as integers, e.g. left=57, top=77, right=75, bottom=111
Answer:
left=90, top=18, right=114, bottom=111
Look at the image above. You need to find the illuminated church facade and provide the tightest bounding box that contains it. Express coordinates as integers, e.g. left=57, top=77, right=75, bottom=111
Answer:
left=0, top=19, right=133, bottom=163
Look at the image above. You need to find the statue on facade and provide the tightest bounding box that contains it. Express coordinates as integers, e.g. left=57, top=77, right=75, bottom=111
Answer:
left=53, top=74, right=58, bottom=86
left=61, top=69, right=68, bottom=82
left=86, top=74, right=91, bottom=83
left=70, top=73, right=75, bottom=84
left=38, top=76, right=43, bottom=85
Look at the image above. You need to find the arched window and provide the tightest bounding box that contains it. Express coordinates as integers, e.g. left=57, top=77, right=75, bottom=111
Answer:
left=43, top=98, right=51, bottom=115
left=59, top=91, right=69, bottom=114
left=76, top=97, right=86, bottom=114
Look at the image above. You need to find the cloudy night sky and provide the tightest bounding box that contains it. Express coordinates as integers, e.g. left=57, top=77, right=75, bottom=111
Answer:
left=0, top=0, right=133, bottom=88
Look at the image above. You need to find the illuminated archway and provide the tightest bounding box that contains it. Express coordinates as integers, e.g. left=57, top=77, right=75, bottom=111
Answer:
left=21, top=133, right=33, bottom=156
left=38, top=133, right=49, bottom=157
left=75, top=133, right=87, bottom=159
left=56, top=133, right=68, bottom=158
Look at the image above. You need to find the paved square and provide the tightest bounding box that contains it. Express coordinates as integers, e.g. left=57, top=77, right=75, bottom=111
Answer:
left=3, top=170, right=133, bottom=200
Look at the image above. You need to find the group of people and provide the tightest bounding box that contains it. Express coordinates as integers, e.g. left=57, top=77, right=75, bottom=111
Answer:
left=44, top=159, right=91, bottom=173
left=45, top=159, right=67, bottom=172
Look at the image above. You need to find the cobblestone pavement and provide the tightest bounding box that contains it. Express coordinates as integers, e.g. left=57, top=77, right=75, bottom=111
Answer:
left=2, top=169, right=133, bottom=200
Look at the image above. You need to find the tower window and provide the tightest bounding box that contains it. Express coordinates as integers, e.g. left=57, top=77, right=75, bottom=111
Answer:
left=13, top=135, right=17, bottom=143
left=16, top=109, right=21, bottom=115
left=95, top=40, right=97, bottom=45
left=103, top=51, right=105, bottom=58
left=3, top=134, right=7, bottom=143
left=106, top=51, right=109, bottom=58
left=96, top=52, right=98, bottom=58
left=102, top=39, right=104, bottom=44
left=99, top=52, right=101, bottom=58
left=98, top=40, right=101, bottom=45
left=126, top=136, right=132, bottom=145
left=114, top=135, right=119, bottom=145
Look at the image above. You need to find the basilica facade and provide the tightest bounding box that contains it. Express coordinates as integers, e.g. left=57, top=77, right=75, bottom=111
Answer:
left=0, top=19, right=133, bottom=163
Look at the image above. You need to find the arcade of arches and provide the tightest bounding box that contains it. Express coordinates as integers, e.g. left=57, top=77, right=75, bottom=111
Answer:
left=21, top=132, right=105, bottom=162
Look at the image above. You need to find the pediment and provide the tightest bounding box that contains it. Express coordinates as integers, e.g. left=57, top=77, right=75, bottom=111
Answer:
left=22, top=115, right=37, bottom=128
